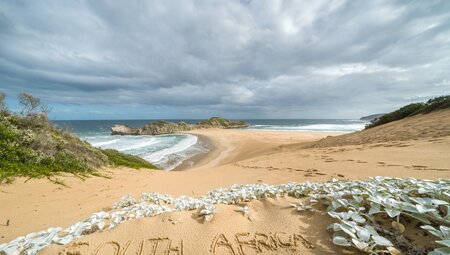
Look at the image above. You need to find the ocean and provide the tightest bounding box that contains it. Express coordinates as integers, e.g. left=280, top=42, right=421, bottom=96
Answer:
left=53, top=119, right=367, bottom=170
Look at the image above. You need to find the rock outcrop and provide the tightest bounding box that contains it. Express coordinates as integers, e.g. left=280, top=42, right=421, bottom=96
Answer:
left=111, top=125, right=141, bottom=135
left=359, top=113, right=385, bottom=121
left=197, top=117, right=249, bottom=129
left=111, top=117, right=249, bottom=135
left=140, top=121, right=194, bottom=135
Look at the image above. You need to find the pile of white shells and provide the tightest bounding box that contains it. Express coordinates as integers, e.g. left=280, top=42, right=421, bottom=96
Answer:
left=1, top=177, right=449, bottom=255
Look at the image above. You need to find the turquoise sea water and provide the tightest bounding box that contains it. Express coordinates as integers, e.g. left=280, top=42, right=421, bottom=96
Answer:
left=54, top=119, right=367, bottom=170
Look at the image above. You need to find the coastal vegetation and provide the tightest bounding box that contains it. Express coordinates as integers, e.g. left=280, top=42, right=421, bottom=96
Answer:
left=366, top=95, right=450, bottom=129
left=0, top=92, right=156, bottom=183
left=197, top=117, right=249, bottom=129
left=101, top=149, right=156, bottom=169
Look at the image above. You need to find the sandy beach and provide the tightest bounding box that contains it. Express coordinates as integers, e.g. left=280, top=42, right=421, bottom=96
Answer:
left=1, top=111, right=450, bottom=254
left=3, top=2, right=450, bottom=254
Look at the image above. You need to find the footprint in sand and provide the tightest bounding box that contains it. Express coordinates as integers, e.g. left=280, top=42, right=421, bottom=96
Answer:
left=428, top=168, right=450, bottom=172
left=331, top=173, right=345, bottom=178
left=303, top=169, right=326, bottom=177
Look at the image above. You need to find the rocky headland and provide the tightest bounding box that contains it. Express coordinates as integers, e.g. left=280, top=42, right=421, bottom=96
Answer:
left=111, top=117, right=249, bottom=135
left=359, top=113, right=384, bottom=121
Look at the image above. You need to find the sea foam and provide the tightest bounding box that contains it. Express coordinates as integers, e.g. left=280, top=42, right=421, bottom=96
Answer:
left=143, top=134, right=201, bottom=170
left=248, top=123, right=366, bottom=132
left=85, top=134, right=205, bottom=170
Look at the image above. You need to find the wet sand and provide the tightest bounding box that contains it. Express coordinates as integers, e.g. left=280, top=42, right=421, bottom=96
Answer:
left=172, top=134, right=215, bottom=171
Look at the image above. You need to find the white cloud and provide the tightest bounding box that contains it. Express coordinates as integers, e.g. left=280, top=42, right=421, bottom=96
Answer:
left=0, top=0, right=449, bottom=118
left=312, top=63, right=406, bottom=76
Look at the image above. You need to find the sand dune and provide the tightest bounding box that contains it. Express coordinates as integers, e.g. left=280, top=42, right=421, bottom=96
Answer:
left=42, top=197, right=358, bottom=255
left=1, top=110, right=450, bottom=254
left=304, top=109, right=450, bottom=148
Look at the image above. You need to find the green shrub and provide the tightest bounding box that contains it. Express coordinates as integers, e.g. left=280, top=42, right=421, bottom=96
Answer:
left=102, top=149, right=157, bottom=169
left=366, top=95, right=450, bottom=128
left=423, top=95, right=450, bottom=113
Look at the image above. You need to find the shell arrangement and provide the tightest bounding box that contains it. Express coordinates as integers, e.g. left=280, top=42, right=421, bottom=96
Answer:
left=1, top=177, right=449, bottom=255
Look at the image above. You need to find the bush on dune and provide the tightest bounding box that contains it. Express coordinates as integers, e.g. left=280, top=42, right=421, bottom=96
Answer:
left=366, top=95, right=450, bottom=129
left=102, top=149, right=156, bottom=169
left=366, top=103, right=425, bottom=128
left=0, top=92, right=157, bottom=183
left=423, top=95, right=450, bottom=113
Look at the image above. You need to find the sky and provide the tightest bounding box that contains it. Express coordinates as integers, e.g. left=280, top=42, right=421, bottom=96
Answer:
left=0, top=0, right=449, bottom=120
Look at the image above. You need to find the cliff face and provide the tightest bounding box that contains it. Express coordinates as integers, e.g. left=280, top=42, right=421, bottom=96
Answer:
left=111, top=117, right=249, bottom=135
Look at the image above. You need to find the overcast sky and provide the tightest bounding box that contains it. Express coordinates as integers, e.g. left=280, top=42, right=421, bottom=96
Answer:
left=0, top=0, right=449, bottom=120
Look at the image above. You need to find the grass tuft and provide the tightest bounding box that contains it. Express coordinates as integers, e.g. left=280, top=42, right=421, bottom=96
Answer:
left=102, top=149, right=157, bottom=169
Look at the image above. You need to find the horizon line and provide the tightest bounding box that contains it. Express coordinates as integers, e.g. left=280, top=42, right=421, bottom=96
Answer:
left=51, top=118, right=365, bottom=121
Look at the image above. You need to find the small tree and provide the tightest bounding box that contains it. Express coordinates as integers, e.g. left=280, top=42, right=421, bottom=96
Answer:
left=0, top=91, right=8, bottom=115
left=18, top=92, right=50, bottom=116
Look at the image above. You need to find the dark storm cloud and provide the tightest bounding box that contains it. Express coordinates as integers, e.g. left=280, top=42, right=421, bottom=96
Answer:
left=0, top=0, right=449, bottom=118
